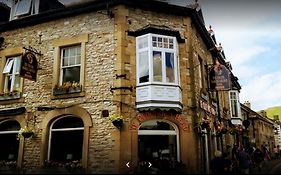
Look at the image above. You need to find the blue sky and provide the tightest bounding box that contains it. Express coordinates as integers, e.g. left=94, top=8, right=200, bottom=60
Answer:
left=1, top=0, right=280, bottom=111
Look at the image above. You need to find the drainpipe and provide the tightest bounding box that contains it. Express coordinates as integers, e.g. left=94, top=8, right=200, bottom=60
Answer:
left=216, top=90, right=224, bottom=153
left=202, top=129, right=209, bottom=174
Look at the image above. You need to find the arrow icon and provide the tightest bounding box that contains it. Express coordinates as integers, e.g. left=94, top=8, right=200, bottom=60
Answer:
left=126, top=162, right=130, bottom=168
left=148, top=162, right=152, bottom=168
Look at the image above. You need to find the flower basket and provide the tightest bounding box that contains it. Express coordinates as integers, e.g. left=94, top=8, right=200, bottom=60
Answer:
left=18, top=126, right=35, bottom=139
left=112, top=119, right=123, bottom=129
left=0, top=91, right=21, bottom=101
left=53, top=82, right=82, bottom=96
left=21, top=131, right=34, bottom=138
left=109, top=114, right=123, bottom=129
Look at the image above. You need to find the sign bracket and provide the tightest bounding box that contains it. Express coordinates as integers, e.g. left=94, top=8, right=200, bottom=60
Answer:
left=23, top=46, right=42, bottom=56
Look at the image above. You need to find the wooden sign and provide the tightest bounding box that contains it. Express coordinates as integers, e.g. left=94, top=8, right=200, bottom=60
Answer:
left=20, top=52, right=38, bottom=81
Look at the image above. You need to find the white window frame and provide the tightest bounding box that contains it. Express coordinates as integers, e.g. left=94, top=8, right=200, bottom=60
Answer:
left=136, top=33, right=179, bottom=86
left=2, top=56, right=21, bottom=93
left=229, top=90, right=241, bottom=118
left=59, top=45, right=81, bottom=85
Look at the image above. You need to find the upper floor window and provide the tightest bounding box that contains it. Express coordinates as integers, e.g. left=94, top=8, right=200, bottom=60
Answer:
left=136, top=34, right=178, bottom=85
left=60, top=45, right=81, bottom=85
left=229, top=90, right=241, bottom=118
left=52, top=34, right=88, bottom=97
left=10, top=0, right=39, bottom=20
left=198, top=57, right=203, bottom=89
left=2, top=56, right=21, bottom=93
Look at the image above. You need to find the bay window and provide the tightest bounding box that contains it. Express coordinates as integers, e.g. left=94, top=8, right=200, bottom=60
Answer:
left=136, top=33, right=182, bottom=111
left=137, top=34, right=178, bottom=85
left=229, top=90, right=242, bottom=124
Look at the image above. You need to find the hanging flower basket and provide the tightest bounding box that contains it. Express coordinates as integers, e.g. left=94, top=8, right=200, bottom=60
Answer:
left=109, top=114, right=123, bottom=129
left=112, top=119, right=123, bottom=129
left=21, top=131, right=34, bottom=138
left=201, top=122, right=210, bottom=129
left=18, top=126, right=35, bottom=139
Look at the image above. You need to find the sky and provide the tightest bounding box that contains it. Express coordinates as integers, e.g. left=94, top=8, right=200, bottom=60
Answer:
left=168, top=0, right=281, bottom=111
left=1, top=0, right=280, bottom=111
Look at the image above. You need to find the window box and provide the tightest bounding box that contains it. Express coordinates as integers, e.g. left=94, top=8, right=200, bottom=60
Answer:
left=0, top=91, right=21, bottom=101
left=52, top=82, right=82, bottom=96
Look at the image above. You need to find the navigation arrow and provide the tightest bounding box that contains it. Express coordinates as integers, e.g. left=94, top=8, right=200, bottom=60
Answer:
left=126, top=162, right=130, bottom=168
left=148, top=162, right=152, bottom=168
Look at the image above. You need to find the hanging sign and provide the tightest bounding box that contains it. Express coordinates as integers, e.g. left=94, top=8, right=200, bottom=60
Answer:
left=209, top=59, right=231, bottom=91
left=20, top=51, right=38, bottom=81
left=199, top=100, right=216, bottom=116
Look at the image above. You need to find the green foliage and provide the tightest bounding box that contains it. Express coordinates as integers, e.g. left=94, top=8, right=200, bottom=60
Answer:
left=261, top=106, right=281, bottom=120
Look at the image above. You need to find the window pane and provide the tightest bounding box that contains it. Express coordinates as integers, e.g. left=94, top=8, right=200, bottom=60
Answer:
left=152, top=36, right=157, bottom=47
left=52, top=117, right=84, bottom=129
left=63, top=48, right=69, bottom=58
left=14, top=57, right=21, bottom=73
left=3, top=59, right=14, bottom=74
left=139, top=51, right=149, bottom=83
left=50, top=130, right=83, bottom=162
left=157, top=37, right=163, bottom=48
left=139, top=120, right=175, bottom=131
left=0, top=120, right=20, bottom=161
left=13, top=76, right=21, bottom=91
left=169, top=38, right=174, bottom=49
left=69, top=56, right=76, bottom=66
left=138, top=36, right=148, bottom=49
left=4, top=75, right=12, bottom=92
left=165, top=52, right=175, bottom=83
left=153, top=51, right=162, bottom=82
left=163, top=38, right=168, bottom=48
left=62, top=66, right=80, bottom=83
left=15, top=0, right=32, bottom=16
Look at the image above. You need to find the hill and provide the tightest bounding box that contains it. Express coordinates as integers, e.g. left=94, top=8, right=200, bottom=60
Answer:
left=262, top=106, right=281, bottom=120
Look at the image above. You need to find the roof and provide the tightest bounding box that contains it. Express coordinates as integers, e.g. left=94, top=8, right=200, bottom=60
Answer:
left=0, top=2, right=10, bottom=24
left=241, top=103, right=274, bottom=125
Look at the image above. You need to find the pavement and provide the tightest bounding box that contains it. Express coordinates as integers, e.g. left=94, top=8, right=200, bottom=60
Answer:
left=250, top=159, right=281, bottom=174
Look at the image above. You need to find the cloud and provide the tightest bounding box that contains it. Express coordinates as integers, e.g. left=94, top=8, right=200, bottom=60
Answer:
left=240, top=72, right=281, bottom=111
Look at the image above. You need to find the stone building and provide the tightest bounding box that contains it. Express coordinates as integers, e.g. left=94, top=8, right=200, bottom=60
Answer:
left=0, top=0, right=240, bottom=174
left=241, top=102, right=275, bottom=153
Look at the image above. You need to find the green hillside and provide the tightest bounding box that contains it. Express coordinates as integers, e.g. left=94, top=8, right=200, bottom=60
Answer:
left=262, top=106, right=281, bottom=120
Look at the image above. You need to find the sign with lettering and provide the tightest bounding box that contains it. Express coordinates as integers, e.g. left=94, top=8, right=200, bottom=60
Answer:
left=209, top=60, right=231, bottom=91
left=20, top=52, right=38, bottom=81
left=199, top=100, right=216, bottom=116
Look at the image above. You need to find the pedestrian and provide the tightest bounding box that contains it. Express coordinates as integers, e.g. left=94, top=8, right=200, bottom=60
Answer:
left=231, top=144, right=239, bottom=174
left=223, top=152, right=233, bottom=174
left=252, top=146, right=264, bottom=172
left=237, top=146, right=251, bottom=174
left=274, top=145, right=279, bottom=159
left=210, top=150, right=225, bottom=174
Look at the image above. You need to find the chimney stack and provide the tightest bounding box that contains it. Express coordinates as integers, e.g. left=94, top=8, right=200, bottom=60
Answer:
left=260, top=110, right=267, bottom=117
left=244, top=101, right=251, bottom=109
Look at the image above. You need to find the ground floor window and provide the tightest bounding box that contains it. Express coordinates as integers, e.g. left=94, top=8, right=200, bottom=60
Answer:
left=48, top=116, right=84, bottom=164
left=0, top=120, right=20, bottom=167
left=137, top=120, right=183, bottom=174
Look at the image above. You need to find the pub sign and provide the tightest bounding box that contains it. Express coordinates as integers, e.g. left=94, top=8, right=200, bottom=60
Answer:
left=20, top=52, right=38, bottom=81
left=209, top=60, right=231, bottom=91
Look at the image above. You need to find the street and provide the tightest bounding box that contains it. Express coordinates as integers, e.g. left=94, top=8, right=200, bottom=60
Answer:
left=251, top=159, right=281, bottom=174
